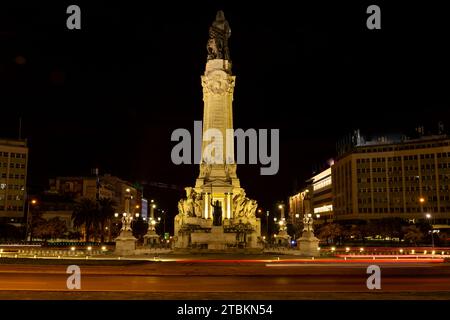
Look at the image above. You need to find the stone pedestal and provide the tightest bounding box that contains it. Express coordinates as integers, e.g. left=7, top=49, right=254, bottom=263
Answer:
left=191, top=226, right=236, bottom=250
left=143, top=230, right=160, bottom=246
left=297, top=231, right=320, bottom=257
left=275, top=229, right=291, bottom=246
left=115, top=230, right=137, bottom=256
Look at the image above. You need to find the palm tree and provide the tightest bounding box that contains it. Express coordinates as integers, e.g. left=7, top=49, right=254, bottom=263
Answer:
left=98, top=197, right=116, bottom=243
left=72, top=198, right=98, bottom=242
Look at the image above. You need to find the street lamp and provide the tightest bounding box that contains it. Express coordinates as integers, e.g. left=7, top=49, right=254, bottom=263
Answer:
left=26, top=198, right=38, bottom=242
left=150, top=203, right=156, bottom=221
left=426, top=213, right=435, bottom=248
left=161, top=210, right=166, bottom=235
left=419, top=197, right=425, bottom=214
left=266, top=211, right=270, bottom=238
left=278, top=203, right=285, bottom=221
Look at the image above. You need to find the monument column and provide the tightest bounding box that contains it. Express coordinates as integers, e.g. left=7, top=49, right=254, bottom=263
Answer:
left=174, top=11, right=262, bottom=251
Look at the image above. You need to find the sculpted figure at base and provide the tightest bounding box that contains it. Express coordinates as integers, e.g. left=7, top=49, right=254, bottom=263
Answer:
left=193, top=191, right=203, bottom=217
left=178, top=187, right=204, bottom=218
left=244, top=199, right=258, bottom=218
left=232, top=189, right=257, bottom=219
left=211, top=200, right=222, bottom=226
left=233, top=190, right=246, bottom=218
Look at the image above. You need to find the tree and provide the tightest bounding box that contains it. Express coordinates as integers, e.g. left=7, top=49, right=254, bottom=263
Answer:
left=343, top=225, right=362, bottom=242
left=403, top=225, right=424, bottom=246
left=30, top=206, right=45, bottom=241
left=67, top=231, right=82, bottom=240
left=72, top=198, right=98, bottom=242
left=97, top=197, right=116, bottom=243
left=317, top=223, right=343, bottom=245
left=33, top=217, right=67, bottom=241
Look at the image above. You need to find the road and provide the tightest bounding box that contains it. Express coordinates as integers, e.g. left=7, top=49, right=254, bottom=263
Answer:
left=0, top=259, right=449, bottom=299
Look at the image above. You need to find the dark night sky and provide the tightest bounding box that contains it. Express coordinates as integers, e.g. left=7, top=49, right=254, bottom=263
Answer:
left=1, top=1, right=449, bottom=216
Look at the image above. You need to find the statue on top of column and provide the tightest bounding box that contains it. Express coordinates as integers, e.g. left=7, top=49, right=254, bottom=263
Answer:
left=207, top=10, right=231, bottom=61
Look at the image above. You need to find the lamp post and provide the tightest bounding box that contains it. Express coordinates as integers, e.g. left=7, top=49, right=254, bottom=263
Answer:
left=426, top=213, right=435, bottom=248
left=295, top=213, right=300, bottom=239
left=26, top=198, right=37, bottom=242
left=419, top=196, right=425, bottom=214
left=278, top=203, right=285, bottom=221
left=161, top=210, right=166, bottom=236
left=266, top=211, right=270, bottom=238
left=113, top=212, right=119, bottom=238
left=150, top=203, right=156, bottom=220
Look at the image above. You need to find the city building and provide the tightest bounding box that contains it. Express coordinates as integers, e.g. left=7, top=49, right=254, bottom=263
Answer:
left=37, top=193, right=76, bottom=231
left=0, top=138, right=28, bottom=225
left=332, top=133, right=450, bottom=225
left=309, top=167, right=333, bottom=223
left=141, top=198, right=148, bottom=220
left=289, top=166, right=333, bottom=225
left=47, top=174, right=141, bottom=215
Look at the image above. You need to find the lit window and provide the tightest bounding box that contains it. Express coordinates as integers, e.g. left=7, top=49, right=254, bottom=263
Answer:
left=314, top=205, right=333, bottom=213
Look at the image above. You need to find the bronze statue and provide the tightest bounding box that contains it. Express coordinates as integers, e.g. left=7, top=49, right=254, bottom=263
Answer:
left=207, top=10, right=231, bottom=61
left=211, top=199, right=222, bottom=226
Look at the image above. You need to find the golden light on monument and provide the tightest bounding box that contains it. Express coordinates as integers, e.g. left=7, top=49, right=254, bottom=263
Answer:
left=173, top=11, right=261, bottom=251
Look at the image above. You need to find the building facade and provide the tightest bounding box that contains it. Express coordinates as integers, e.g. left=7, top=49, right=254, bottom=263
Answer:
left=0, top=139, right=28, bottom=225
left=310, top=168, right=333, bottom=223
left=332, top=134, right=450, bottom=224
left=289, top=167, right=333, bottom=225
left=48, top=174, right=141, bottom=216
